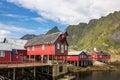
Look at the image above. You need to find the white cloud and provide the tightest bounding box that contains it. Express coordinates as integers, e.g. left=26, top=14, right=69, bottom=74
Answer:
left=32, top=17, right=46, bottom=23
left=0, top=23, right=34, bottom=39
left=6, top=0, right=120, bottom=25
left=3, top=14, right=26, bottom=18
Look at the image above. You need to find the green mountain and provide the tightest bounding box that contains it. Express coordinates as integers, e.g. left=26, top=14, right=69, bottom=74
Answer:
left=46, top=26, right=60, bottom=35
left=66, top=11, right=120, bottom=55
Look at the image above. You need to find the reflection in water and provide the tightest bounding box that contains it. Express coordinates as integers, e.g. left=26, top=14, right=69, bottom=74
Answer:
left=74, top=70, right=120, bottom=80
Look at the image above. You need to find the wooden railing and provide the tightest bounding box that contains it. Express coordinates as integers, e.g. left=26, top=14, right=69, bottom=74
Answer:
left=0, top=60, right=51, bottom=68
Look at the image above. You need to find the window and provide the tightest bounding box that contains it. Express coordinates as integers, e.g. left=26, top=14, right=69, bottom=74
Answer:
left=79, top=55, right=81, bottom=58
left=0, top=51, right=5, bottom=57
left=65, top=45, right=67, bottom=50
left=27, top=47, right=30, bottom=51
left=12, top=49, right=18, bottom=54
left=42, top=45, right=45, bottom=50
left=32, top=46, right=34, bottom=51
left=57, top=43, right=60, bottom=49
left=61, top=44, right=64, bottom=53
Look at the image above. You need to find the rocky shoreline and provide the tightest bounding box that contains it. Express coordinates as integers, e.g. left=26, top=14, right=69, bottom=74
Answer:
left=68, top=61, right=117, bottom=73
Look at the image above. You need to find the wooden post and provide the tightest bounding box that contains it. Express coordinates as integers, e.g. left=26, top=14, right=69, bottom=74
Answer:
left=29, top=55, right=31, bottom=60
left=34, top=55, right=36, bottom=61
left=48, top=55, right=49, bottom=64
left=56, top=55, right=58, bottom=64
left=34, top=67, right=36, bottom=80
left=22, top=68, right=24, bottom=76
left=74, top=61, right=76, bottom=66
left=8, top=71, right=10, bottom=78
left=13, top=68, right=15, bottom=80
left=47, top=66, right=49, bottom=74
left=41, top=55, right=43, bottom=63
left=81, top=61, right=83, bottom=66
left=77, top=61, right=79, bottom=67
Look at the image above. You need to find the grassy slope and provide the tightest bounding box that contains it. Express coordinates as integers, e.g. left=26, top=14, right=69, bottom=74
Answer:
left=66, top=11, right=120, bottom=55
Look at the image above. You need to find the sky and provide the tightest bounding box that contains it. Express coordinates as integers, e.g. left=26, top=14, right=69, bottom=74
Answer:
left=0, top=0, right=120, bottom=41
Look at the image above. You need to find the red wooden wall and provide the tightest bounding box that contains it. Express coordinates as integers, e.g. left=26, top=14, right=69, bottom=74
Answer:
left=0, top=51, right=11, bottom=63
left=27, top=44, right=54, bottom=55
left=12, top=50, right=27, bottom=62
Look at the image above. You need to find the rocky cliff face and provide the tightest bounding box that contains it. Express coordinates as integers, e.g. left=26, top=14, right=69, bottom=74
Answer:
left=46, top=26, right=60, bottom=35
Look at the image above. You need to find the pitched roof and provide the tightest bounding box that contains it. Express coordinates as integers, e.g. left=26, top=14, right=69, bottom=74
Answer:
left=25, top=32, right=63, bottom=47
left=0, top=43, right=12, bottom=51
left=68, top=51, right=90, bottom=56
left=4, top=38, right=27, bottom=50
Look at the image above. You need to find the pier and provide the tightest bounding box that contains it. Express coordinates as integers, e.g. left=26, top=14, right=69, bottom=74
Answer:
left=0, top=61, right=67, bottom=80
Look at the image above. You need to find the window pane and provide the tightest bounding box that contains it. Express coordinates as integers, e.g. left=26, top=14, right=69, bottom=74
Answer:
left=42, top=45, right=45, bottom=50
left=57, top=43, right=60, bottom=49
left=32, top=46, right=34, bottom=51
left=65, top=45, right=67, bottom=50
left=0, top=51, right=5, bottom=57
left=27, top=47, right=30, bottom=51
left=61, top=45, right=64, bottom=53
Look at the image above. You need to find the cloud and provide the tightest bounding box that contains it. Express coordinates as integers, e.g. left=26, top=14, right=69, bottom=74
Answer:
left=0, top=22, right=34, bottom=39
left=2, top=13, right=46, bottom=23
left=6, top=0, right=120, bottom=25
left=31, top=17, right=46, bottom=23
left=3, top=14, right=27, bottom=18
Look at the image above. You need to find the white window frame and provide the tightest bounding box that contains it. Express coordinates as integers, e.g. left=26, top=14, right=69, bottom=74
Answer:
left=57, top=43, right=60, bottom=49
left=65, top=45, right=67, bottom=50
left=27, top=47, right=30, bottom=51
left=61, top=44, right=64, bottom=53
left=42, top=45, right=45, bottom=50
left=0, top=51, right=5, bottom=57
left=32, top=46, right=34, bottom=51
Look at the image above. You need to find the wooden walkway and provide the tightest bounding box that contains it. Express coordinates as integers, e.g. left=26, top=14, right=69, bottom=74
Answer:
left=0, top=62, right=51, bottom=69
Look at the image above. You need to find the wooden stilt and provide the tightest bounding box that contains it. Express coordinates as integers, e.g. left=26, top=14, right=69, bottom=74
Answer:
left=34, top=67, right=36, bottom=80
left=41, top=55, right=43, bottom=63
left=48, top=55, right=49, bottom=64
left=13, top=68, right=15, bottom=80
left=77, top=61, right=79, bottom=67
left=74, top=61, right=75, bottom=66
left=47, top=66, right=49, bottom=74
left=34, top=55, right=35, bottom=61
left=29, top=55, right=31, bottom=61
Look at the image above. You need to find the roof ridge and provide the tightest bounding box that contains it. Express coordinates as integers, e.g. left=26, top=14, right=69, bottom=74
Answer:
left=5, top=38, right=27, bottom=41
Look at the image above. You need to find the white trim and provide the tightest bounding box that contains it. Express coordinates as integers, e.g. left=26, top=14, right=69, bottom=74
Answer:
left=0, top=51, right=5, bottom=57
left=61, top=44, right=64, bottom=53
left=42, top=45, right=45, bottom=50
left=65, top=45, right=67, bottom=50
left=32, top=46, right=34, bottom=51
left=57, top=43, right=60, bottom=49
left=27, top=47, right=30, bottom=51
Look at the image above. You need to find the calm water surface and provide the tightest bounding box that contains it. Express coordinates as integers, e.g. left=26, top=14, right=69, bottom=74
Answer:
left=74, top=70, right=120, bottom=80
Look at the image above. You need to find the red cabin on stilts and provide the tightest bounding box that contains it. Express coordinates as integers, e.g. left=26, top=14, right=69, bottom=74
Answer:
left=91, top=51, right=110, bottom=63
left=25, top=32, right=68, bottom=63
left=66, top=51, right=92, bottom=67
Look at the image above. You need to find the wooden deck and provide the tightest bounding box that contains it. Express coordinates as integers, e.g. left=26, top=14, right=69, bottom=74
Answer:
left=0, top=62, right=51, bottom=69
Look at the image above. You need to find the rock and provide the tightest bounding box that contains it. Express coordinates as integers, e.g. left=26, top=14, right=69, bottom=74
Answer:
left=93, top=60, right=107, bottom=66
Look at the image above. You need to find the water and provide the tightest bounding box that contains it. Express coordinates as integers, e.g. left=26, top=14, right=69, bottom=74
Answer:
left=74, top=70, right=120, bottom=80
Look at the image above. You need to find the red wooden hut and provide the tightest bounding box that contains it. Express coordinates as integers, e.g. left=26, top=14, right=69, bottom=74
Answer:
left=91, top=51, right=110, bottom=62
left=66, top=51, right=91, bottom=66
left=3, top=38, right=27, bottom=63
left=25, top=32, right=68, bottom=63
left=0, top=43, right=12, bottom=63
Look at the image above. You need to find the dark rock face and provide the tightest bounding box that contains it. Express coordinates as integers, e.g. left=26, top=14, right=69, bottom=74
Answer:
left=21, top=34, right=37, bottom=40
left=46, top=26, right=60, bottom=35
